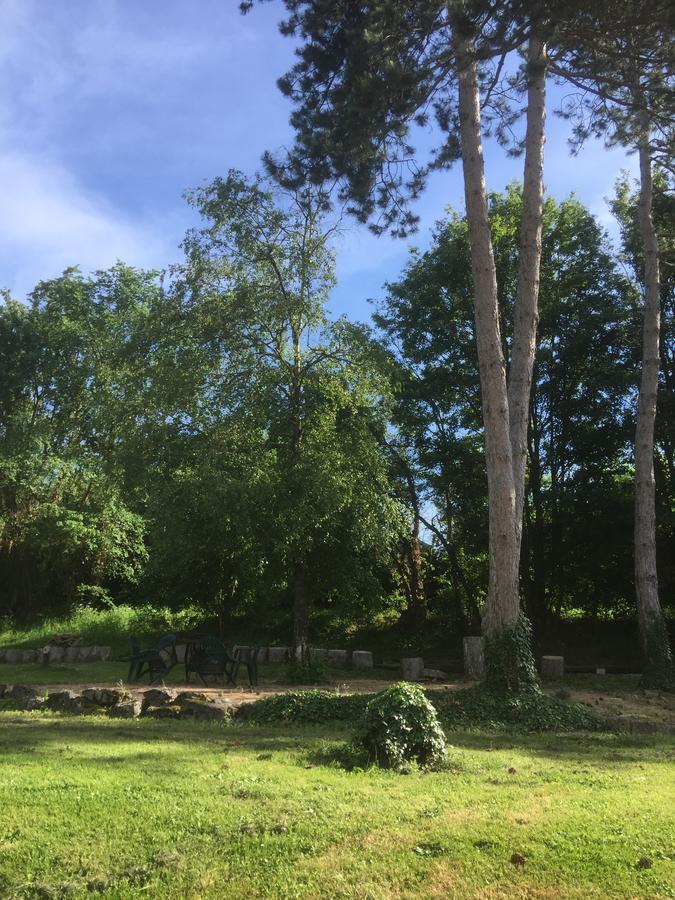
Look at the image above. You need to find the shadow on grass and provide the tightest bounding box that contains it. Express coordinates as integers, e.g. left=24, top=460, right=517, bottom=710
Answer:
left=0, top=711, right=672, bottom=770
left=0, top=712, right=350, bottom=757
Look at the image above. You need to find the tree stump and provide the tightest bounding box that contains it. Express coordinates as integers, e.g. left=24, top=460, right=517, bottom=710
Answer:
left=463, top=637, right=484, bottom=680
left=401, top=657, right=425, bottom=681
left=541, top=655, right=564, bottom=679
left=352, top=650, right=374, bottom=669
left=267, top=647, right=289, bottom=664
left=327, top=649, right=349, bottom=667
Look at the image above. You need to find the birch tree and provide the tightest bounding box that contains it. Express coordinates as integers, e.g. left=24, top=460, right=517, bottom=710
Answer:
left=242, top=0, right=550, bottom=690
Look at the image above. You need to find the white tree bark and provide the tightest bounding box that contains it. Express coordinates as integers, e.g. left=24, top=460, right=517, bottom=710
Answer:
left=454, top=33, right=519, bottom=637
left=634, top=117, right=664, bottom=664
left=509, top=36, right=547, bottom=544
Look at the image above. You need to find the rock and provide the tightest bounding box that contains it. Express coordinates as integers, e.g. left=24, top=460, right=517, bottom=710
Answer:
left=47, top=633, right=79, bottom=647
left=176, top=700, right=230, bottom=721
left=175, top=644, right=187, bottom=664
left=48, top=647, right=65, bottom=663
left=352, top=650, right=374, bottom=669
left=541, top=655, right=565, bottom=679
left=176, top=691, right=213, bottom=703
left=94, top=646, right=112, bottom=662
left=141, top=688, right=177, bottom=712
left=20, top=649, right=37, bottom=663
left=0, top=648, right=7, bottom=663
left=81, top=688, right=125, bottom=707
left=267, top=647, right=289, bottom=664
left=8, top=684, right=45, bottom=709
left=423, top=668, right=448, bottom=681
left=463, top=637, right=484, bottom=680
left=309, top=647, right=328, bottom=662
left=64, top=646, right=81, bottom=662
left=45, top=690, right=79, bottom=711
left=145, top=704, right=181, bottom=719
left=109, top=700, right=142, bottom=719
left=327, top=649, right=349, bottom=668
left=256, top=647, right=268, bottom=663
left=5, top=649, right=23, bottom=664
left=401, top=657, right=425, bottom=681
left=77, top=646, right=96, bottom=662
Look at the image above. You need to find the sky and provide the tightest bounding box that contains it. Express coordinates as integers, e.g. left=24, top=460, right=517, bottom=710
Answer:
left=0, top=0, right=639, bottom=322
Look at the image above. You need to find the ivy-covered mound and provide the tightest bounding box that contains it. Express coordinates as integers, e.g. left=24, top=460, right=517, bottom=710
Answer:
left=357, top=682, right=447, bottom=770
left=430, top=686, right=601, bottom=732
left=235, top=689, right=370, bottom=724
left=235, top=684, right=602, bottom=733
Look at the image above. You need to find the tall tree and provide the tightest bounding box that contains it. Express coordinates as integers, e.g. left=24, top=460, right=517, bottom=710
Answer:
left=243, top=0, right=551, bottom=690
left=180, top=171, right=402, bottom=661
left=0, top=268, right=154, bottom=620
left=377, top=187, right=640, bottom=629
left=550, top=0, right=675, bottom=687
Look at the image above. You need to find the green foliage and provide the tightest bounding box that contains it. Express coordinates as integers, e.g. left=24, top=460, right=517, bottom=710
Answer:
left=235, top=690, right=370, bottom=724
left=0, top=603, right=207, bottom=653
left=236, top=682, right=602, bottom=734
left=641, top=616, right=675, bottom=692
left=431, top=687, right=602, bottom=733
left=483, top=613, right=540, bottom=695
left=357, top=682, right=447, bottom=770
left=376, top=187, right=644, bottom=626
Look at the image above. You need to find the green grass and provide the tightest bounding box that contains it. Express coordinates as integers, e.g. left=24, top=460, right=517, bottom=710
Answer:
left=0, top=713, right=673, bottom=899
left=0, top=604, right=209, bottom=655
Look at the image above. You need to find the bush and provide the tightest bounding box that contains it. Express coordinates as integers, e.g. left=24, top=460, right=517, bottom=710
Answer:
left=235, top=690, right=370, bottom=724
left=431, top=685, right=602, bottom=732
left=357, top=682, right=447, bottom=770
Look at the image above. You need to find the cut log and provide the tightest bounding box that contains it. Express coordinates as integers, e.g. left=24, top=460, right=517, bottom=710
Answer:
left=541, top=655, right=564, bottom=679
left=401, top=657, right=425, bottom=681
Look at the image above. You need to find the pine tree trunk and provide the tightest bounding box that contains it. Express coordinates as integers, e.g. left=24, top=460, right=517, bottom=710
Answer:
left=454, top=34, right=519, bottom=639
left=634, top=123, right=675, bottom=690
left=509, top=36, right=547, bottom=549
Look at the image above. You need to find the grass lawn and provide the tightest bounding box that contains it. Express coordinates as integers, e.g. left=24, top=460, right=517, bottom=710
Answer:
left=0, top=712, right=673, bottom=899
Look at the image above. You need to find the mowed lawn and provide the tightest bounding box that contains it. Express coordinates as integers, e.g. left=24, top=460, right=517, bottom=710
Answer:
left=0, top=713, right=673, bottom=899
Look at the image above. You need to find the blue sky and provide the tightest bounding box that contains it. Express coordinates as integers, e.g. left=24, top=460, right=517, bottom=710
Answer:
left=0, top=0, right=638, bottom=322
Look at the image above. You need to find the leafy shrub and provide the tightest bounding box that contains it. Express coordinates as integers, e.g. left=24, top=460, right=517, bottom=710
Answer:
left=235, top=690, right=370, bottom=724
left=431, top=685, right=602, bottom=732
left=236, top=684, right=603, bottom=733
left=357, top=682, right=447, bottom=770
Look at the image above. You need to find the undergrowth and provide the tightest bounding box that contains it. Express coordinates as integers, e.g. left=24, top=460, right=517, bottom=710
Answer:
left=236, top=684, right=602, bottom=732
left=0, top=603, right=208, bottom=653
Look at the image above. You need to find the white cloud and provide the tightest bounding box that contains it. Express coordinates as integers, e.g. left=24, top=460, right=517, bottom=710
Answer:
left=0, top=151, right=181, bottom=298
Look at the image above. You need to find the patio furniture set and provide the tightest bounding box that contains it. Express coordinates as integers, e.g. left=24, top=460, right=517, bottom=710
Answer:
left=127, top=634, right=261, bottom=687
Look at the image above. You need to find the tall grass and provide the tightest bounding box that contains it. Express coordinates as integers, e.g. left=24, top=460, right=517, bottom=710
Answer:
left=0, top=603, right=209, bottom=653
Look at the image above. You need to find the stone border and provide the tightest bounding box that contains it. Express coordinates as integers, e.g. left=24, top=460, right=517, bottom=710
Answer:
left=0, top=646, right=112, bottom=664
left=0, top=683, right=233, bottom=721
